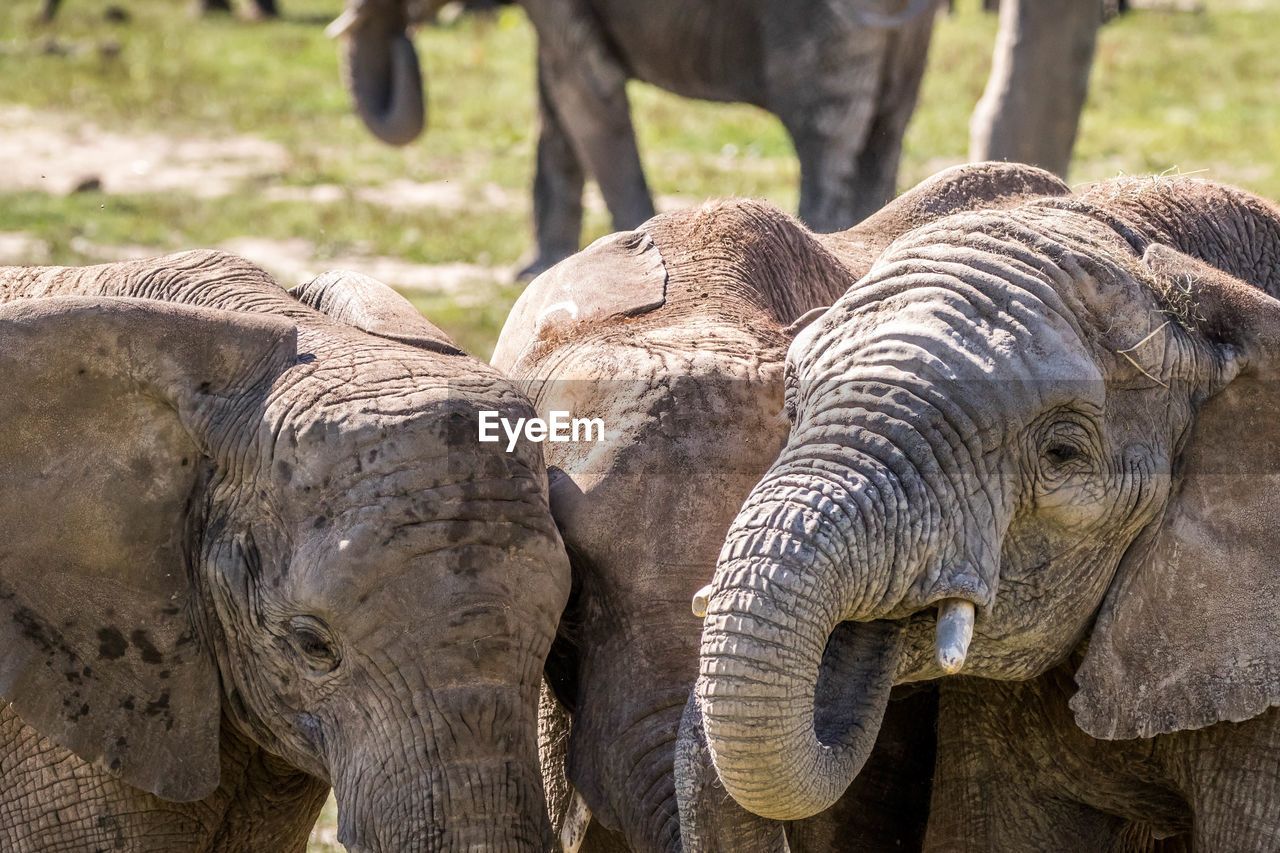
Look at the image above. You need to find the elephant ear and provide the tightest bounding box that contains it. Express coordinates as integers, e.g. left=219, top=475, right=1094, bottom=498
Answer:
left=1073, top=245, right=1280, bottom=739
left=0, top=296, right=297, bottom=801
left=491, top=230, right=668, bottom=372
left=289, top=270, right=463, bottom=355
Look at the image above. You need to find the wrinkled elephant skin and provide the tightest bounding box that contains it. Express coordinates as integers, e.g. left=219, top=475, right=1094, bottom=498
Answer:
left=697, top=173, right=1280, bottom=850
left=0, top=251, right=570, bottom=852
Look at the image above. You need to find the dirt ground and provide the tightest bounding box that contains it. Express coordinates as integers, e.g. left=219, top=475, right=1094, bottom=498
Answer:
left=0, top=103, right=701, bottom=296
left=0, top=104, right=516, bottom=293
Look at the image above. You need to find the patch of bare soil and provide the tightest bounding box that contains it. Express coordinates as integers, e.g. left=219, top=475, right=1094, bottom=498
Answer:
left=219, top=236, right=503, bottom=301
left=0, top=230, right=504, bottom=300
left=0, top=105, right=291, bottom=197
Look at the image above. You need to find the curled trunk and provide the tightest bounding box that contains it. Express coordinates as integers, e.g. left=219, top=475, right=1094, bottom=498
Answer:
left=676, top=693, right=788, bottom=852
left=338, top=2, right=426, bottom=146
left=695, top=412, right=952, bottom=821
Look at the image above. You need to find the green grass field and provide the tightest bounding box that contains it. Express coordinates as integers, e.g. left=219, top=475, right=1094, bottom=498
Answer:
left=1, top=0, right=1278, bottom=847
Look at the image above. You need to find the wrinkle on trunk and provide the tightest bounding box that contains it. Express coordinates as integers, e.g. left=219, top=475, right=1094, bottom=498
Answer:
left=334, top=749, right=552, bottom=852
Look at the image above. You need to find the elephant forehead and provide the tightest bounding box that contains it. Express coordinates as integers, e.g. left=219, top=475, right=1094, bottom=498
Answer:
left=281, top=504, right=568, bottom=635
left=264, top=376, right=544, bottom=485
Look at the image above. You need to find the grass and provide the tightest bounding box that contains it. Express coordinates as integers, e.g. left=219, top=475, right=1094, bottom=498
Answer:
left=1, top=0, right=1279, bottom=847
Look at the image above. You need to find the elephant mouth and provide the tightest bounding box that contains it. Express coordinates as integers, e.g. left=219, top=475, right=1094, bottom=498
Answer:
left=812, top=618, right=905, bottom=752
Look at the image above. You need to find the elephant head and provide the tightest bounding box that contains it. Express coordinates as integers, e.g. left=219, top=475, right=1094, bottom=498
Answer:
left=0, top=252, right=570, bottom=850
left=491, top=162, right=1072, bottom=851
left=694, top=174, right=1280, bottom=821
left=492, top=207, right=854, bottom=853
left=328, top=0, right=428, bottom=146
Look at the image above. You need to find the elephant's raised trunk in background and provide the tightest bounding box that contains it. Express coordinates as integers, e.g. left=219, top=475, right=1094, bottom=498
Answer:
left=331, top=0, right=426, bottom=146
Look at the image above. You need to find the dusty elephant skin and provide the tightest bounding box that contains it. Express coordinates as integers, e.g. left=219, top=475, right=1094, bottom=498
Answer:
left=331, top=0, right=940, bottom=277
left=0, top=251, right=570, bottom=852
left=696, top=174, right=1280, bottom=849
left=491, top=162, right=1072, bottom=853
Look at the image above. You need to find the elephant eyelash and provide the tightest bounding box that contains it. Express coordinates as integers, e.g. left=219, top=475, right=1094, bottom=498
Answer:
left=286, top=616, right=342, bottom=675
left=1043, top=442, right=1083, bottom=466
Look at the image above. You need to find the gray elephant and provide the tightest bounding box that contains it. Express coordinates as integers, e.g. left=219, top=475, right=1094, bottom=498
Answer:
left=489, top=162, right=1072, bottom=852
left=0, top=251, right=569, bottom=851
left=692, top=173, right=1280, bottom=849
left=329, top=0, right=940, bottom=278
left=969, top=0, right=1104, bottom=179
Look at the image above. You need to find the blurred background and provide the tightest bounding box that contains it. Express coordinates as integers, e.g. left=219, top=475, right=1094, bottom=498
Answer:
left=0, top=0, right=1276, bottom=847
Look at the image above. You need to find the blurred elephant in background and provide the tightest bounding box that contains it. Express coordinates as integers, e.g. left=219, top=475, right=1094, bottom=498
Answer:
left=40, top=0, right=280, bottom=21
left=970, top=0, right=1105, bottom=179
left=330, top=0, right=941, bottom=278
left=694, top=173, right=1280, bottom=849
left=489, top=162, right=1070, bottom=852
left=0, top=252, right=569, bottom=851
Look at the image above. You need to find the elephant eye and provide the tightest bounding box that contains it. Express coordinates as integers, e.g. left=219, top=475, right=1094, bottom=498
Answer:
left=1043, top=442, right=1081, bottom=466
left=287, top=616, right=341, bottom=675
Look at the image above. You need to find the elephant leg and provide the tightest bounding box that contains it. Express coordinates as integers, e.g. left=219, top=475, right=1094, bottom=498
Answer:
left=524, top=0, right=655, bottom=233
left=925, top=674, right=1184, bottom=852
left=519, top=56, right=588, bottom=280
left=40, top=0, right=62, bottom=22
left=849, top=11, right=938, bottom=224
left=245, top=0, right=280, bottom=19
left=968, top=0, right=1101, bottom=179
left=776, top=25, right=889, bottom=233
left=197, top=0, right=233, bottom=13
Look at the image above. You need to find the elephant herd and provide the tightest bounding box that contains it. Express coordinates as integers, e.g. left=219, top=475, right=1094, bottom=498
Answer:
left=331, top=0, right=1106, bottom=278
left=3, top=161, right=1280, bottom=851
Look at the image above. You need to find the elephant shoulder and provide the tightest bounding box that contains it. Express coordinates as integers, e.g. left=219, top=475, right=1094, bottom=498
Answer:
left=491, top=230, right=668, bottom=373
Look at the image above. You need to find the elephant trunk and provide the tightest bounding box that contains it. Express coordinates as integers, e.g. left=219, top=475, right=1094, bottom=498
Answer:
left=675, top=693, right=787, bottom=852
left=565, top=663, right=688, bottom=852
left=332, top=686, right=554, bottom=852
left=334, top=0, right=426, bottom=146
left=695, top=440, right=943, bottom=820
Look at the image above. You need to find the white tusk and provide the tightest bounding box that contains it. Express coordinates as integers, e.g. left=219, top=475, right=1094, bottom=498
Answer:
left=325, top=7, right=361, bottom=38
left=935, top=599, right=975, bottom=674
left=560, top=789, right=591, bottom=853
left=691, top=584, right=714, bottom=618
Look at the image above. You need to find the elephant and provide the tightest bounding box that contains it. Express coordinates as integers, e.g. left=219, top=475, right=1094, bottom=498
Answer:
left=0, top=251, right=570, bottom=851
left=329, top=0, right=942, bottom=278
left=969, top=0, right=1104, bottom=179
left=488, top=161, right=1073, bottom=852
left=692, top=172, right=1280, bottom=849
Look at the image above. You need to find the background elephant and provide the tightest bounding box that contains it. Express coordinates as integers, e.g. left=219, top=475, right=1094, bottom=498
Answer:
left=969, top=0, right=1104, bottom=179
left=490, top=162, right=1072, bottom=852
left=693, top=173, right=1280, bottom=848
left=0, top=251, right=569, bottom=851
left=330, top=0, right=941, bottom=277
